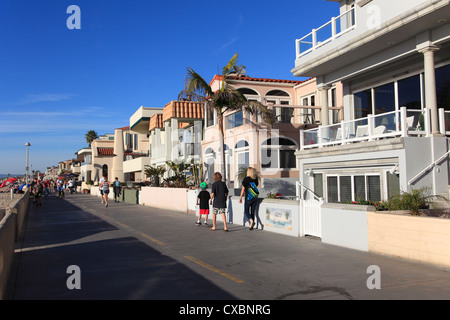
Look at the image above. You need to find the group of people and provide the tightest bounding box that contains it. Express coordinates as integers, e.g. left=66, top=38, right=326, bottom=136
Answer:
left=196, top=167, right=259, bottom=232
left=30, top=178, right=78, bottom=205
left=98, top=175, right=122, bottom=207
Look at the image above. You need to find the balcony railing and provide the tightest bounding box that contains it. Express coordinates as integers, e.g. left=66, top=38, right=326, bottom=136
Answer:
left=299, top=107, right=448, bottom=150
left=296, top=6, right=356, bottom=58
left=271, top=104, right=343, bottom=125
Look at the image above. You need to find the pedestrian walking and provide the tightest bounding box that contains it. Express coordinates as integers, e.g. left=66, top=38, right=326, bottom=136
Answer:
left=196, top=182, right=210, bottom=225
left=239, top=167, right=259, bottom=230
left=113, top=177, right=121, bottom=203
left=33, top=180, right=43, bottom=206
left=100, top=177, right=111, bottom=207
left=99, top=174, right=106, bottom=203
left=210, top=172, right=228, bottom=232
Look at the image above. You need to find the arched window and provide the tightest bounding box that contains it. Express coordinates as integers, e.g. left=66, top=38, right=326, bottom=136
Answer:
left=102, top=164, right=108, bottom=178
left=234, top=140, right=249, bottom=178
left=203, top=148, right=215, bottom=184
left=261, top=137, right=297, bottom=170
left=265, top=90, right=292, bottom=124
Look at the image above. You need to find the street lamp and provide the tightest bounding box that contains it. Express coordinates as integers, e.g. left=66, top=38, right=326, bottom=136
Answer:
left=25, top=142, right=31, bottom=185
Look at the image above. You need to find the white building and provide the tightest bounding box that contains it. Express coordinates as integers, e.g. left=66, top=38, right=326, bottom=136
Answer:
left=292, top=0, right=450, bottom=205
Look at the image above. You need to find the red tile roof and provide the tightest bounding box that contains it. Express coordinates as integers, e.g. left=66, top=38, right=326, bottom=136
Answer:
left=97, top=147, right=115, bottom=156
left=210, top=74, right=311, bottom=86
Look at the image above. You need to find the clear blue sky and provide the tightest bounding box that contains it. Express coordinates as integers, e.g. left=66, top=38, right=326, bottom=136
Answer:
left=0, top=0, right=339, bottom=175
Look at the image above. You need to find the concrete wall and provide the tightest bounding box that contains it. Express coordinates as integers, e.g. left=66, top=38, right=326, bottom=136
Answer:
left=0, top=213, right=15, bottom=300
left=0, top=191, right=30, bottom=300
left=321, top=203, right=372, bottom=251
left=140, top=187, right=189, bottom=213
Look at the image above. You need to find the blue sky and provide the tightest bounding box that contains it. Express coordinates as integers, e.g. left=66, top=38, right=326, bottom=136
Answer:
left=0, top=0, right=339, bottom=175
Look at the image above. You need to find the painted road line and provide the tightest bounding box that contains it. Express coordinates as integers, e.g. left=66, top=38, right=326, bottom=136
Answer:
left=184, top=256, right=245, bottom=284
left=98, top=213, right=166, bottom=246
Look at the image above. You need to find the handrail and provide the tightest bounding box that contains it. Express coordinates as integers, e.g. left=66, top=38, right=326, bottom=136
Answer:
left=296, top=181, right=322, bottom=202
left=300, top=107, right=436, bottom=150
left=296, top=6, right=356, bottom=58
left=408, top=150, right=450, bottom=185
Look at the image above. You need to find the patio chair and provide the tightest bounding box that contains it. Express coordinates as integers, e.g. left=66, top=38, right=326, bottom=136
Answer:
left=355, top=125, right=368, bottom=138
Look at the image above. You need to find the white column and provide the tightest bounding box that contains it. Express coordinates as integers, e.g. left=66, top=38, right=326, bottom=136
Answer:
left=418, top=45, right=440, bottom=135
left=318, top=85, right=331, bottom=126
left=112, top=128, right=124, bottom=181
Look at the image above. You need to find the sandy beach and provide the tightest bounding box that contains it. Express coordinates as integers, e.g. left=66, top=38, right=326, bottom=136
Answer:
left=0, top=190, right=24, bottom=210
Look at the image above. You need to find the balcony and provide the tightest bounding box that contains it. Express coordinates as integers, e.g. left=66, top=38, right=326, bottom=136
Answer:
left=300, top=107, right=450, bottom=150
left=296, top=6, right=355, bottom=59
left=271, top=104, right=343, bottom=126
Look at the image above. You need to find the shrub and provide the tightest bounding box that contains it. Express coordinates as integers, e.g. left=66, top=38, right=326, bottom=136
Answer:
left=386, top=188, right=440, bottom=215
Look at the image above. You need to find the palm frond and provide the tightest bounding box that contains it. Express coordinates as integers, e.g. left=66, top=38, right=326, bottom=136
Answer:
left=178, top=67, right=213, bottom=101
left=222, top=53, right=239, bottom=76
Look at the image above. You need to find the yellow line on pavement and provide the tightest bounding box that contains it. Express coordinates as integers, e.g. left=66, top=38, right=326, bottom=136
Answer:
left=184, top=256, right=245, bottom=284
left=98, top=214, right=165, bottom=246
left=140, top=233, right=166, bottom=246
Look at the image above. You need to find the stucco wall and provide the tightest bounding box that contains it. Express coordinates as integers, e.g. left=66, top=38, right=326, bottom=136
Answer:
left=368, top=211, right=450, bottom=268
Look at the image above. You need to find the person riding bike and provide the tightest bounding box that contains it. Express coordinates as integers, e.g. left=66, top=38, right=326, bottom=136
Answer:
left=57, top=179, right=64, bottom=199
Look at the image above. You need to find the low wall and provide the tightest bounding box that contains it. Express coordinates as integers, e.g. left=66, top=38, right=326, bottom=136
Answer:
left=321, top=203, right=373, bottom=252
left=0, top=190, right=30, bottom=300
left=0, top=213, right=15, bottom=300
left=368, top=211, right=450, bottom=268
left=228, top=197, right=300, bottom=237
left=140, top=187, right=189, bottom=213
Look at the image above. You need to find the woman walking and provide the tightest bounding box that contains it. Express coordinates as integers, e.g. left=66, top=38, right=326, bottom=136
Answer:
left=100, top=177, right=111, bottom=207
left=239, top=167, right=259, bottom=230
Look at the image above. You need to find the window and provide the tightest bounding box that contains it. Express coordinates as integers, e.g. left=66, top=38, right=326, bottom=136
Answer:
left=226, top=111, right=243, bottom=129
left=327, top=176, right=338, bottom=203
left=398, top=75, right=422, bottom=110
left=261, top=137, right=297, bottom=170
left=374, top=82, right=395, bottom=114
left=313, top=173, right=323, bottom=198
left=354, top=89, right=372, bottom=119
left=387, top=172, right=400, bottom=198
left=235, top=140, right=249, bottom=180
left=266, top=90, right=292, bottom=122
left=206, top=105, right=215, bottom=127
left=325, top=174, right=381, bottom=203
left=436, top=64, right=450, bottom=111
left=204, top=148, right=215, bottom=184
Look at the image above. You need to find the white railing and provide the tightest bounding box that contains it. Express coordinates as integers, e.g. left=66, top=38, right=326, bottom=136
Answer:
left=296, top=6, right=356, bottom=58
left=300, top=107, right=434, bottom=150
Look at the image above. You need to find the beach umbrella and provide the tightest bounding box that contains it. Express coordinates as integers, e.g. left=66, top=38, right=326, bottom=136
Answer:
left=0, top=178, right=18, bottom=188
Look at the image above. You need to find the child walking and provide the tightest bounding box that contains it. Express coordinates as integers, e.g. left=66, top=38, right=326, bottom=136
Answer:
left=196, top=182, right=210, bottom=225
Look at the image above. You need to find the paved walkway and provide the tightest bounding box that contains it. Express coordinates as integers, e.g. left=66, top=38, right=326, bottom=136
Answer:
left=5, top=192, right=450, bottom=301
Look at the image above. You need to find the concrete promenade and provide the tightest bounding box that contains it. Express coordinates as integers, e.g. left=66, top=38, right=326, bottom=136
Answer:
left=5, top=192, right=450, bottom=301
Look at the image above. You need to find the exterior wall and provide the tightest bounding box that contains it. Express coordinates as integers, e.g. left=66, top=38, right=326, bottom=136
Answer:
left=321, top=203, right=371, bottom=251
left=140, top=187, right=189, bottom=212
left=368, top=211, right=450, bottom=268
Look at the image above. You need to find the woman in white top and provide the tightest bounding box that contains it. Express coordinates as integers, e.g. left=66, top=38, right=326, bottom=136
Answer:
left=100, top=177, right=111, bottom=207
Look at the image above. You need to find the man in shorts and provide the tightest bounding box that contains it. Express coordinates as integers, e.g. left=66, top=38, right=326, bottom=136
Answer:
left=210, top=172, right=229, bottom=232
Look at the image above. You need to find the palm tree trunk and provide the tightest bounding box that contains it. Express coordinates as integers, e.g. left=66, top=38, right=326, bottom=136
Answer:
left=218, top=114, right=227, bottom=185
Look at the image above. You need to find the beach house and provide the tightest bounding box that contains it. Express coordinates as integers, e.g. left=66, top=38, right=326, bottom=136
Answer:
left=292, top=0, right=450, bottom=205
left=149, top=100, right=204, bottom=171
left=203, top=74, right=343, bottom=196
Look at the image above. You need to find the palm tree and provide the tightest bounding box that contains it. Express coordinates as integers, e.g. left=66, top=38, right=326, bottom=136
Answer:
left=144, top=165, right=166, bottom=187
left=85, top=130, right=99, bottom=147
left=178, top=53, right=273, bottom=184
